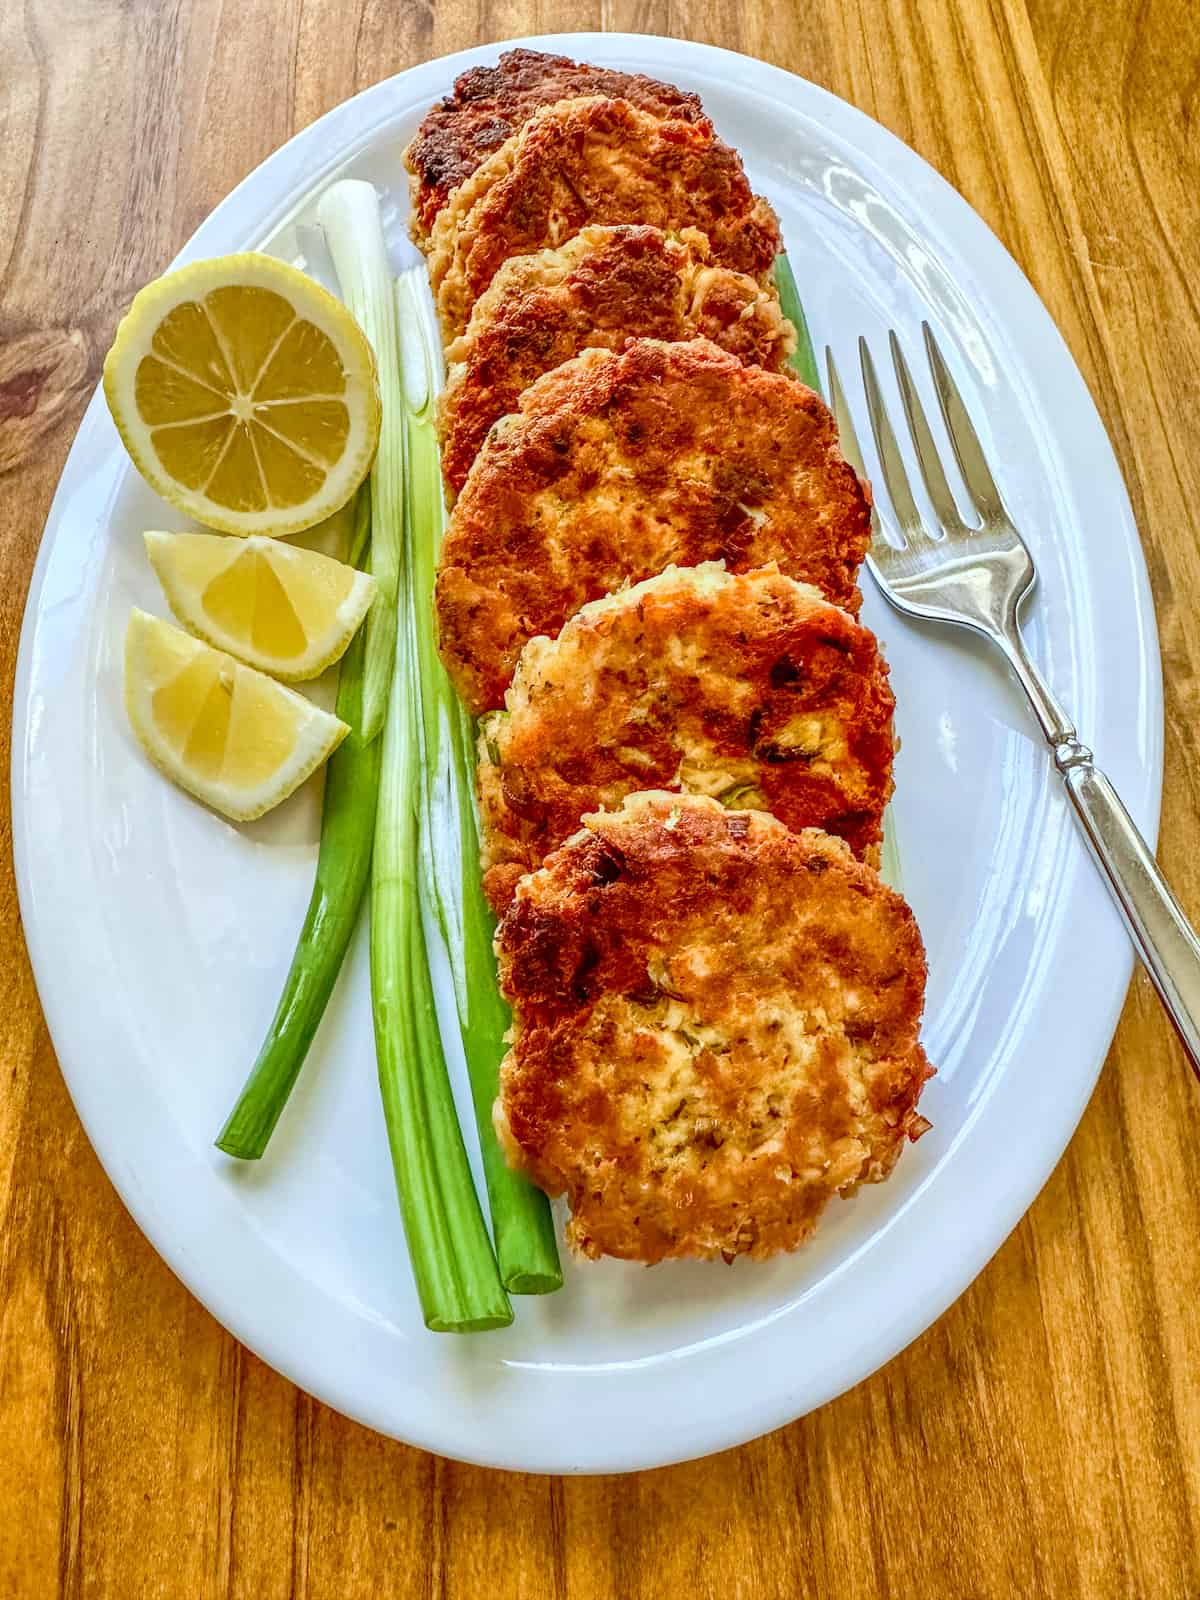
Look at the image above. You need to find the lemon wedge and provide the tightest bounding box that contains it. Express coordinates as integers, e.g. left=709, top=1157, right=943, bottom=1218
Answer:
left=125, top=609, right=348, bottom=821
left=103, top=255, right=381, bottom=537
left=144, top=530, right=376, bottom=682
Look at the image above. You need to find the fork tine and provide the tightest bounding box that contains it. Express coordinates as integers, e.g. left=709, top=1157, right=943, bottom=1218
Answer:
left=858, top=337, right=929, bottom=543
left=825, top=349, right=892, bottom=553
left=922, top=322, right=1007, bottom=521
left=824, top=347, right=869, bottom=482
left=889, top=331, right=972, bottom=537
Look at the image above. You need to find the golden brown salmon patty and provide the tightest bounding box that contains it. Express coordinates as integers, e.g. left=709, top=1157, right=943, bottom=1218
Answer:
left=436, top=338, right=872, bottom=713
left=404, top=48, right=709, bottom=246
left=439, top=225, right=795, bottom=497
left=478, top=564, right=895, bottom=911
left=495, top=792, right=933, bottom=1264
left=426, top=96, right=781, bottom=338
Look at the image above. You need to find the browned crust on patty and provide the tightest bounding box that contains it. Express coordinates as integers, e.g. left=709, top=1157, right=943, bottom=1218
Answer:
left=427, top=96, right=781, bottom=338
left=436, top=338, right=872, bottom=713
left=439, top=224, right=796, bottom=498
left=495, top=792, right=933, bottom=1264
left=404, top=48, right=709, bottom=244
left=478, top=564, right=896, bottom=912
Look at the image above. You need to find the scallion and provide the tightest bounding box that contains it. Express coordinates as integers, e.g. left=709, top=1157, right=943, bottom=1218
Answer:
left=370, top=632, right=512, bottom=1329
left=397, top=269, right=562, bottom=1296
left=215, top=498, right=380, bottom=1160
left=776, top=253, right=904, bottom=888
left=368, top=275, right=512, bottom=1333
left=774, top=252, right=822, bottom=392
left=317, top=180, right=404, bottom=742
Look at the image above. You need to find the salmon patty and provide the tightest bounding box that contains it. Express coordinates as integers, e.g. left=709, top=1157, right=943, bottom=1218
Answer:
left=495, top=792, right=933, bottom=1264
left=404, top=48, right=709, bottom=245
left=478, top=564, right=895, bottom=911
left=436, top=338, right=872, bottom=712
left=426, top=96, right=781, bottom=338
left=439, top=225, right=795, bottom=497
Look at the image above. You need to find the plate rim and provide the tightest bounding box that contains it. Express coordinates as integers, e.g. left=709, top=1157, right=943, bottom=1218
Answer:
left=11, top=31, right=1163, bottom=1473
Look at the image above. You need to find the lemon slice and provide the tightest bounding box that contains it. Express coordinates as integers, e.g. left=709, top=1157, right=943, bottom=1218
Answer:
left=125, top=609, right=348, bottom=821
left=103, top=255, right=381, bottom=537
left=144, top=530, right=376, bottom=682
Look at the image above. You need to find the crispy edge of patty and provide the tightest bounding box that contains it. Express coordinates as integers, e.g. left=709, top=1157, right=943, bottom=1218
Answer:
left=403, top=48, right=709, bottom=244
left=494, top=791, right=933, bottom=1264
left=477, top=562, right=895, bottom=912
left=438, top=224, right=797, bottom=498
left=436, top=337, right=872, bottom=713
left=426, top=95, right=781, bottom=339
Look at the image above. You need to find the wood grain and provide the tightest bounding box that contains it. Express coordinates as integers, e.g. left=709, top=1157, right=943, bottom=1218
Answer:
left=4, top=1, right=1200, bottom=1594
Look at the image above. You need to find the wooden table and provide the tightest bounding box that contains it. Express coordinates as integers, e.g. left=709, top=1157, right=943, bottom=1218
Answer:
left=4, top=2, right=1199, bottom=1593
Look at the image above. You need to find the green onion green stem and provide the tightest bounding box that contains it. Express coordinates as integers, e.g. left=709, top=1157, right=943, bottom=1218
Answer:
left=397, top=270, right=562, bottom=1296
left=215, top=506, right=380, bottom=1161
left=368, top=271, right=512, bottom=1334
left=774, top=252, right=822, bottom=392
left=370, top=658, right=512, bottom=1330
left=776, top=252, right=904, bottom=888
left=880, top=820, right=904, bottom=892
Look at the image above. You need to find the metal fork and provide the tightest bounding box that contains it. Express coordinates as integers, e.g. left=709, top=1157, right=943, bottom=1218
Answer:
left=828, top=324, right=1200, bottom=1083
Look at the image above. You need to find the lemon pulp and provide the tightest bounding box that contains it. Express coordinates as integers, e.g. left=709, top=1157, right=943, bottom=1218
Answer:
left=144, top=530, right=376, bottom=682
left=124, top=610, right=348, bottom=820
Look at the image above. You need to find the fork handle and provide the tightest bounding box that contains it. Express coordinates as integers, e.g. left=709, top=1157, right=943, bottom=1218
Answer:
left=1055, top=737, right=1200, bottom=1080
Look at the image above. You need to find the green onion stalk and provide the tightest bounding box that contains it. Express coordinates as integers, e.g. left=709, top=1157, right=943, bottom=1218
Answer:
left=773, top=251, right=822, bottom=392
left=878, top=826, right=903, bottom=892
left=216, top=489, right=380, bottom=1160
left=368, top=270, right=512, bottom=1333
left=370, top=618, right=513, bottom=1330
left=396, top=269, right=562, bottom=1296
left=776, top=251, right=904, bottom=889
left=317, top=180, right=405, bottom=742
